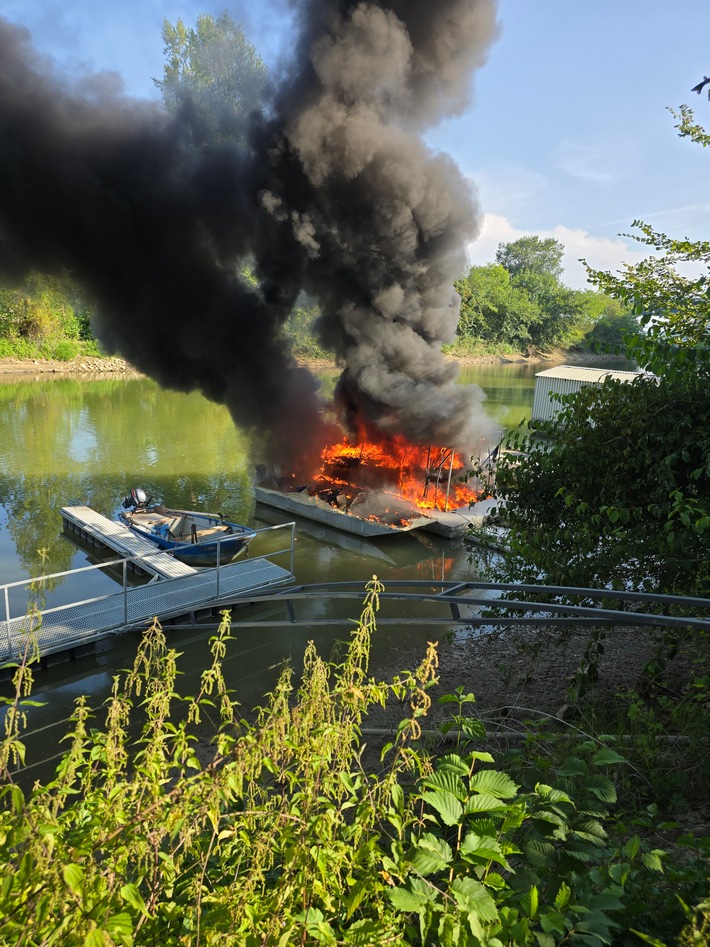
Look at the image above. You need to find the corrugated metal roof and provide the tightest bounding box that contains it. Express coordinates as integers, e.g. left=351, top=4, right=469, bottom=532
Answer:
left=534, top=364, right=642, bottom=383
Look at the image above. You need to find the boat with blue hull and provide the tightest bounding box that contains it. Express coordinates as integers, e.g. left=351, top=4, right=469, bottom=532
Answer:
left=118, top=488, right=256, bottom=568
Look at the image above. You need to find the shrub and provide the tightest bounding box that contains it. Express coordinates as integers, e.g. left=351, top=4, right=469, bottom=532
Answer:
left=0, top=579, right=705, bottom=945
left=51, top=339, right=79, bottom=361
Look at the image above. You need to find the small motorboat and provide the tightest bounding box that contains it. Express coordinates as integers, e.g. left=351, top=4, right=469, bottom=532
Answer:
left=118, top=488, right=256, bottom=567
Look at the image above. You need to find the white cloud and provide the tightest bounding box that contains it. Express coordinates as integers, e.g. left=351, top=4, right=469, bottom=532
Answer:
left=465, top=214, right=649, bottom=290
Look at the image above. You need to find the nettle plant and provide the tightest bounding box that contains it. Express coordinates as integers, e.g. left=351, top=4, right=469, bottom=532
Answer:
left=0, top=579, right=670, bottom=946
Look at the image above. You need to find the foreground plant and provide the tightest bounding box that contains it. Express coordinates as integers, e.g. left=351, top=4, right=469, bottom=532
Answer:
left=0, top=578, right=702, bottom=946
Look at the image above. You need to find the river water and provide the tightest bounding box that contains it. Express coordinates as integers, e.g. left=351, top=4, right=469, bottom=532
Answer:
left=0, top=358, right=629, bottom=778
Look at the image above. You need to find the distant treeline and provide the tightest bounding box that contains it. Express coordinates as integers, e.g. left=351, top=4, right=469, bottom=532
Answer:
left=0, top=236, right=635, bottom=363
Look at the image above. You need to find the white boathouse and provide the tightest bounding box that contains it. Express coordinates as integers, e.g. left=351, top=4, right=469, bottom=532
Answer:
left=531, top=365, right=644, bottom=424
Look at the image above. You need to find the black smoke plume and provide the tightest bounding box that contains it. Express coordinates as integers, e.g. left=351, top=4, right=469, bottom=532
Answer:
left=0, top=1, right=500, bottom=464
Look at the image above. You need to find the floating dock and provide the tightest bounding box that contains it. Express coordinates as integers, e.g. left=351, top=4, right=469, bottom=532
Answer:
left=1, top=510, right=295, bottom=667
left=62, top=506, right=198, bottom=579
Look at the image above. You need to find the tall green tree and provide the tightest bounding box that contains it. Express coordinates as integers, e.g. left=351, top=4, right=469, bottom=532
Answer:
left=454, top=263, right=540, bottom=348
left=495, top=235, right=565, bottom=280
left=154, top=11, right=270, bottom=149
left=575, top=291, right=639, bottom=352
left=493, top=236, right=587, bottom=350
left=493, top=107, right=710, bottom=597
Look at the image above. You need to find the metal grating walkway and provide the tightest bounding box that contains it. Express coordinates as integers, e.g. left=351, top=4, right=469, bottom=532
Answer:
left=62, top=506, right=197, bottom=579
left=2, top=557, right=294, bottom=664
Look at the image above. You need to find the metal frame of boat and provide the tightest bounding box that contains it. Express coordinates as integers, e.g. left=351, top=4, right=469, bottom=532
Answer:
left=254, top=485, right=432, bottom=538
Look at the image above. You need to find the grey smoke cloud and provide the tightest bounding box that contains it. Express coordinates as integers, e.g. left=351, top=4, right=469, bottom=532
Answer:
left=0, top=1, right=500, bottom=462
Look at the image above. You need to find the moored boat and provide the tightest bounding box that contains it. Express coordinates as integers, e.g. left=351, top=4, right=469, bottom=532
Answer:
left=118, top=488, right=256, bottom=567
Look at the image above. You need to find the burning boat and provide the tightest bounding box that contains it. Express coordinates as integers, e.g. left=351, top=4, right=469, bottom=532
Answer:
left=255, top=431, right=487, bottom=539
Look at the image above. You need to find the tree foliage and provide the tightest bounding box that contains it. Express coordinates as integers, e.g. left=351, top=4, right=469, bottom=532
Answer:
left=154, top=12, right=270, bottom=149
left=495, top=235, right=565, bottom=281
left=494, top=107, right=710, bottom=597
left=0, top=273, right=93, bottom=359
left=454, top=237, right=629, bottom=353
left=454, top=264, right=539, bottom=349
left=494, top=366, right=710, bottom=595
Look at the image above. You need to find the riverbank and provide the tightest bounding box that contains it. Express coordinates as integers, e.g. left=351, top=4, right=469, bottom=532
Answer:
left=0, top=355, right=141, bottom=375
left=0, top=348, right=620, bottom=376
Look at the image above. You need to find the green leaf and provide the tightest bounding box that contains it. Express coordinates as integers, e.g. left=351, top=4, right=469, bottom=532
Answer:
left=411, top=834, right=453, bottom=876
left=420, top=790, right=463, bottom=826
left=469, top=769, right=518, bottom=799
left=630, top=930, right=666, bottom=946
left=84, top=932, right=105, bottom=947
left=451, top=876, right=498, bottom=922
left=106, top=911, right=134, bottom=944
left=460, top=833, right=511, bottom=869
left=584, top=774, right=617, bottom=803
left=592, top=747, right=627, bottom=766
left=555, top=757, right=587, bottom=777
left=422, top=769, right=467, bottom=800
left=388, top=878, right=438, bottom=913
left=436, top=753, right=470, bottom=776
left=464, top=792, right=509, bottom=813
left=63, top=863, right=84, bottom=894
left=524, top=839, right=556, bottom=867
left=641, top=851, right=664, bottom=872
left=624, top=835, right=640, bottom=860
left=535, top=933, right=555, bottom=947
left=120, top=883, right=147, bottom=914
left=535, top=783, right=573, bottom=804
left=554, top=881, right=571, bottom=910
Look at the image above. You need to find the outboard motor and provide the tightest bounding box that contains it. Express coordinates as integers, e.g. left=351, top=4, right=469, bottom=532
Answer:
left=122, top=487, right=149, bottom=511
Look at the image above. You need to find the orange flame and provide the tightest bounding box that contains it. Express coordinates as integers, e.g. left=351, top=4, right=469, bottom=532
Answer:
left=312, top=430, right=479, bottom=512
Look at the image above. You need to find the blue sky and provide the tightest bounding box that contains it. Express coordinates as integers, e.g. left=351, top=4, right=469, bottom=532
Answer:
left=3, top=0, right=709, bottom=288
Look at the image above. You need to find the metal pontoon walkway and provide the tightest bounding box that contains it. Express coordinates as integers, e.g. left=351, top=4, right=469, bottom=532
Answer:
left=2, top=522, right=296, bottom=666
left=62, top=506, right=198, bottom=579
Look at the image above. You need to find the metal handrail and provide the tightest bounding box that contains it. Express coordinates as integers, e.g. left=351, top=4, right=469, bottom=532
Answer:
left=2, top=521, right=296, bottom=637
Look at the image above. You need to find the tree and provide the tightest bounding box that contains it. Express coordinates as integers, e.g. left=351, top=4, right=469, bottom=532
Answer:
left=454, top=263, right=540, bottom=348
left=493, top=367, right=709, bottom=595
left=0, top=273, right=87, bottom=350
left=154, top=11, right=270, bottom=149
left=493, top=237, right=588, bottom=350
left=495, top=235, right=565, bottom=281
left=492, top=108, right=710, bottom=597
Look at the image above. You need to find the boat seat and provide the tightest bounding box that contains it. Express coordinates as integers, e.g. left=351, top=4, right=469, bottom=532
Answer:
left=169, top=516, right=185, bottom=537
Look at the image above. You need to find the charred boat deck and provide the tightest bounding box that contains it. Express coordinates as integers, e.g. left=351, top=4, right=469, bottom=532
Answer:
left=254, top=486, right=498, bottom=541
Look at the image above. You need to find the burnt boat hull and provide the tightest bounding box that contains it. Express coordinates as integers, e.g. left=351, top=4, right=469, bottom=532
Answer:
left=254, top=486, right=431, bottom=538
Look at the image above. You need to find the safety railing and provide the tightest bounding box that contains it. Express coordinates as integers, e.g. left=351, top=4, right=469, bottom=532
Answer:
left=1, top=521, right=296, bottom=661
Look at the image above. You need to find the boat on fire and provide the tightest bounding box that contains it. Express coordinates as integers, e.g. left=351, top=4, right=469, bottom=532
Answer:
left=254, top=468, right=432, bottom=539
left=118, top=488, right=256, bottom=567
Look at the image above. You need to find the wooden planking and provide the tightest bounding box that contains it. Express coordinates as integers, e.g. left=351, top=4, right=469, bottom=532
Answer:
left=61, top=506, right=197, bottom=579
left=1, top=557, right=294, bottom=663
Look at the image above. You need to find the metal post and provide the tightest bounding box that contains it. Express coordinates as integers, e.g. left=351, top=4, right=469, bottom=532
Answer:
left=216, top=537, right=221, bottom=597
left=444, top=448, right=455, bottom=512
left=4, top=586, right=11, bottom=659
left=123, top=560, right=128, bottom=628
